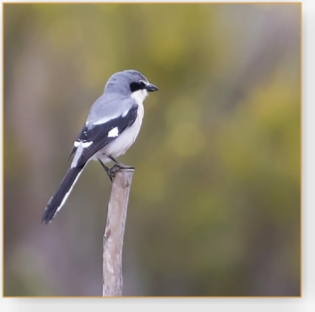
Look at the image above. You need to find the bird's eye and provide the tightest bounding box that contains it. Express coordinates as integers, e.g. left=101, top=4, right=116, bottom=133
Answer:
left=130, top=80, right=146, bottom=92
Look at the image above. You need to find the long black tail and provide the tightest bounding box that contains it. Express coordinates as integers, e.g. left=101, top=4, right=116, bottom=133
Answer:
left=42, top=164, right=85, bottom=224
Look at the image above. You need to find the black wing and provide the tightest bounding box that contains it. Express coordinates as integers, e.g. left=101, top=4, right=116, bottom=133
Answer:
left=69, top=104, right=138, bottom=166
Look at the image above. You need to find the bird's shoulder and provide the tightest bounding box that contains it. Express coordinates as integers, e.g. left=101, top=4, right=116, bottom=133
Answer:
left=87, top=93, right=137, bottom=126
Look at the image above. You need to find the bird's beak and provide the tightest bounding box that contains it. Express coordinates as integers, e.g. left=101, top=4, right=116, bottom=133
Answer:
left=146, top=83, right=159, bottom=92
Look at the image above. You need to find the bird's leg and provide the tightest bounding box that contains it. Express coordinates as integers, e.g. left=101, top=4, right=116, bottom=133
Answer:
left=108, top=155, right=134, bottom=170
left=98, top=157, right=134, bottom=182
left=98, top=159, right=115, bottom=182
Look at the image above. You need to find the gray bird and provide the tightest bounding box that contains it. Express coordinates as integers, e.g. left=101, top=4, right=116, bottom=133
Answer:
left=42, top=69, right=158, bottom=224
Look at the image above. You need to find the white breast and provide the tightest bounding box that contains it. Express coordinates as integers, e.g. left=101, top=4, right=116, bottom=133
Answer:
left=131, top=89, right=148, bottom=105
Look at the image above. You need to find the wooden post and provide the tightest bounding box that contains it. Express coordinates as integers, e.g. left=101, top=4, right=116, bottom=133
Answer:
left=102, top=168, right=134, bottom=296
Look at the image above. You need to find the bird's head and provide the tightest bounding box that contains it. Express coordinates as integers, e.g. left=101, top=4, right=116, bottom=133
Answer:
left=104, top=69, right=158, bottom=102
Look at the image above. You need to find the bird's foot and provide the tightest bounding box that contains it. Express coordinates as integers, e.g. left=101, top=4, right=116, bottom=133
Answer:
left=107, top=164, right=134, bottom=182
left=99, top=157, right=134, bottom=182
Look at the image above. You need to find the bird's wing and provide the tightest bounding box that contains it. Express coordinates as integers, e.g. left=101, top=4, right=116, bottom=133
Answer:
left=69, top=96, right=138, bottom=167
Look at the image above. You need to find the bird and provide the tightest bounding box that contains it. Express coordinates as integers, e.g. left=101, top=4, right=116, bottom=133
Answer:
left=42, top=69, right=158, bottom=224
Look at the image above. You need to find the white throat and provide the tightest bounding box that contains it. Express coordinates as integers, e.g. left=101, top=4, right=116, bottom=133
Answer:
left=131, top=89, right=148, bottom=105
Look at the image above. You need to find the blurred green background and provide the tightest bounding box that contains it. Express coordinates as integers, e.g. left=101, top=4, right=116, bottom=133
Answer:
left=3, top=3, right=300, bottom=296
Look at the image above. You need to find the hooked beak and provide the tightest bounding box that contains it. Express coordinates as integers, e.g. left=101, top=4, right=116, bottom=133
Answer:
left=145, top=83, right=159, bottom=92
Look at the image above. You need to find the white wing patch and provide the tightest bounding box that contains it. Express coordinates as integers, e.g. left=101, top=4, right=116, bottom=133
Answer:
left=108, top=127, right=119, bottom=138
left=73, top=140, right=93, bottom=148
left=82, top=141, right=93, bottom=148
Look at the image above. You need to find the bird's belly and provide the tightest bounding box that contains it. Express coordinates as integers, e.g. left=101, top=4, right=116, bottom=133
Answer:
left=104, top=125, right=140, bottom=156
left=94, top=110, right=143, bottom=163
